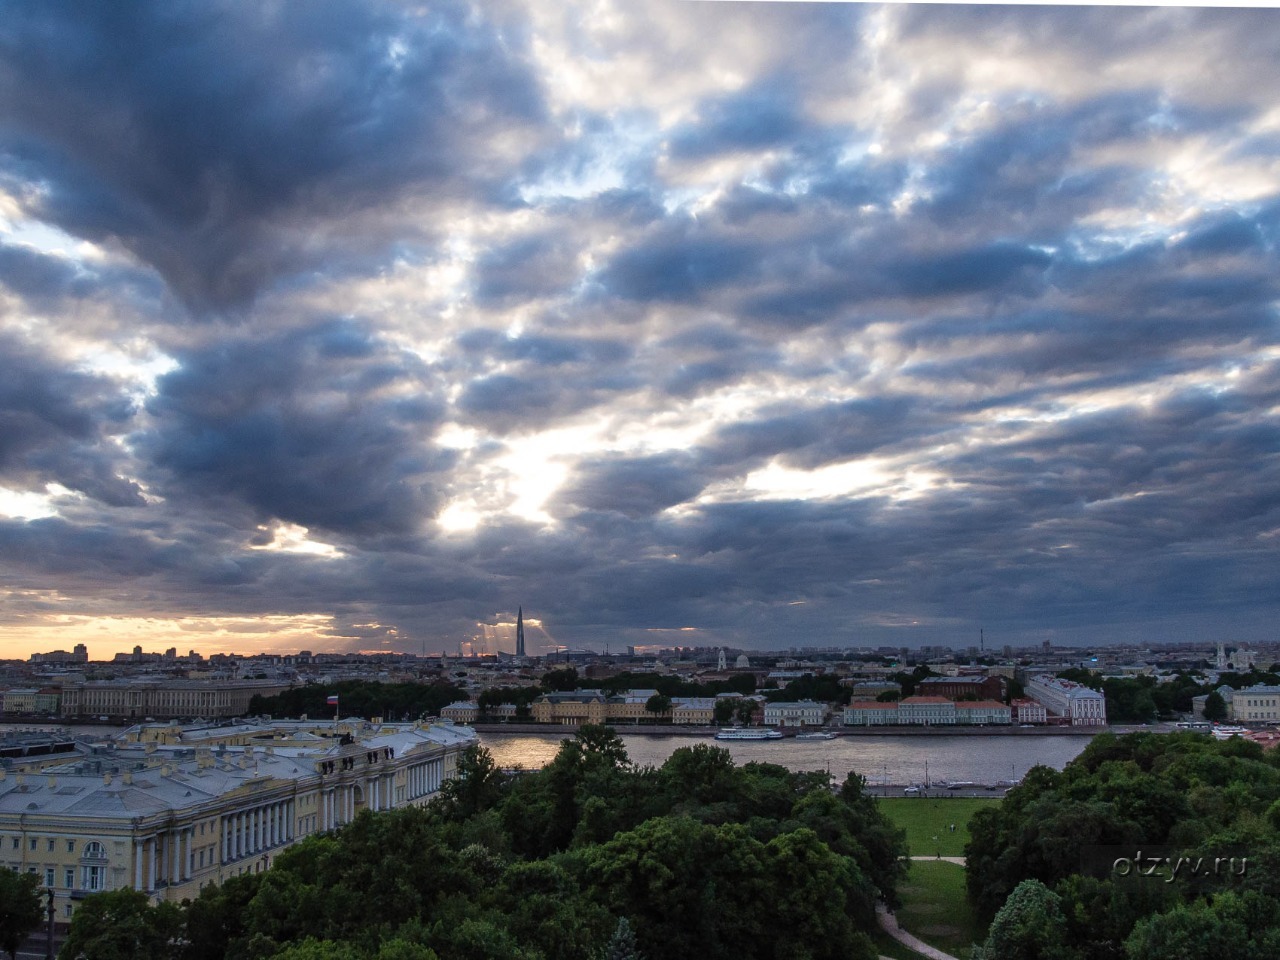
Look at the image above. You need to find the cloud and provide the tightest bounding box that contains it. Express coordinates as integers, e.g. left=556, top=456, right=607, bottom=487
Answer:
left=0, top=332, right=142, bottom=506
left=136, top=320, right=448, bottom=537
left=0, top=0, right=549, bottom=313
left=1, top=2, right=1279, bottom=654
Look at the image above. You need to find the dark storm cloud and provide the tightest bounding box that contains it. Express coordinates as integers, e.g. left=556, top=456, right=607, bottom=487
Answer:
left=0, top=0, right=548, bottom=312
left=471, top=233, right=583, bottom=307
left=668, top=78, right=810, bottom=160
left=451, top=329, right=639, bottom=432
left=0, top=333, right=142, bottom=506
left=552, top=452, right=708, bottom=519
left=702, top=396, right=929, bottom=473
left=597, top=222, right=760, bottom=303
left=454, top=329, right=632, bottom=368
left=136, top=320, right=448, bottom=537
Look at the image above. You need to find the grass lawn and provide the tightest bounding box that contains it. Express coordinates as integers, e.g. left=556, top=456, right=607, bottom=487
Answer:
left=877, top=797, right=997, bottom=858
left=895, top=859, right=985, bottom=958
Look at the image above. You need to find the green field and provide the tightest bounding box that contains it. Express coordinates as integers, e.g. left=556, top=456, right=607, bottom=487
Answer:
left=878, top=796, right=996, bottom=858
left=896, top=859, right=985, bottom=957
left=876, top=797, right=995, bottom=954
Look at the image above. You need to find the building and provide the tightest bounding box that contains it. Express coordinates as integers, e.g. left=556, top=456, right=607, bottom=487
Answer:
left=954, top=701, right=1012, bottom=725
left=1232, top=684, right=1280, bottom=723
left=897, top=696, right=956, bottom=725
left=1010, top=698, right=1048, bottom=724
left=0, top=718, right=475, bottom=919
left=440, top=701, right=479, bottom=723
left=530, top=690, right=608, bottom=725
left=1025, top=676, right=1107, bottom=726
left=842, top=699, right=1009, bottom=726
left=762, top=700, right=827, bottom=727
left=843, top=702, right=900, bottom=726
left=605, top=690, right=661, bottom=724
left=60, top=679, right=292, bottom=721
left=917, top=675, right=1007, bottom=702
left=1, top=689, right=39, bottom=714
left=671, top=698, right=716, bottom=725
left=843, top=680, right=900, bottom=701
left=28, top=645, right=89, bottom=665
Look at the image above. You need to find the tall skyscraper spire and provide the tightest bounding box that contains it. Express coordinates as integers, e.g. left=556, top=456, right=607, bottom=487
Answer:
left=516, top=606, right=526, bottom=658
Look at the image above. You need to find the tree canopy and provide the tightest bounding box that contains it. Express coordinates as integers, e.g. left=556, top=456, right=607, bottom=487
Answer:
left=0, top=868, right=43, bottom=960
left=65, top=725, right=903, bottom=960
left=966, top=731, right=1280, bottom=960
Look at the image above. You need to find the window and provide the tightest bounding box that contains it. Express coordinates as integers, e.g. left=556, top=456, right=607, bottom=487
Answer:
left=64, top=905, right=71, bottom=919
left=66, top=840, right=75, bottom=853
left=45, top=868, right=54, bottom=886
left=81, top=865, right=104, bottom=892
left=47, top=839, right=55, bottom=852
left=64, top=868, right=74, bottom=887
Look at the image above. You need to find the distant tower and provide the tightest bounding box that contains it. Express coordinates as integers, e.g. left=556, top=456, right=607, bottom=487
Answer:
left=718, top=648, right=727, bottom=671
left=516, top=607, right=526, bottom=658
left=1216, top=641, right=1227, bottom=671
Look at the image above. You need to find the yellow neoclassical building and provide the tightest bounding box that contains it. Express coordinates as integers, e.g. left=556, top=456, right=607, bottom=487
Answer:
left=0, top=718, right=476, bottom=920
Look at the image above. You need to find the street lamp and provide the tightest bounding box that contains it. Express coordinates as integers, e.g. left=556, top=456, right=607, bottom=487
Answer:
left=44, top=887, right=55, bottom=960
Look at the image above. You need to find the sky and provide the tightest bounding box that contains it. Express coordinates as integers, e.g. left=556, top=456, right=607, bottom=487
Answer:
left=0, top=1, right=1277, bottom=659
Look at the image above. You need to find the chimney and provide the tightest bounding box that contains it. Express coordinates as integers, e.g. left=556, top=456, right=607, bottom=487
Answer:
left=123, top=770, right=132, bottom=785
left=47, top=776, right=57, bottom=790
left=103, top=772, right=112, bottom=786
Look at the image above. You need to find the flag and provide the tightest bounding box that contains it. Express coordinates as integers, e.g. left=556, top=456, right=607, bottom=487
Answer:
left=326, top=695, right=339, bottom=706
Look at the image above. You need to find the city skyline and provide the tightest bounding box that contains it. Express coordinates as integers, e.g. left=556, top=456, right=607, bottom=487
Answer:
left=1, top=3, right=1278, bottom=658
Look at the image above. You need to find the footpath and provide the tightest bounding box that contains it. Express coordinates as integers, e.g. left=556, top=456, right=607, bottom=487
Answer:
left=876, top=903, right=962, bottom=960
left=875, top=856, right=967, bottom=960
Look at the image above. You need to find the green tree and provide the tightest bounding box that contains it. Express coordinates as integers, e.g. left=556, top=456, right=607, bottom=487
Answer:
left=712, top=699, right=735, bottom=725
left=1203, top=691, right=1228, bottom=722
left=58, top=889, right=184, bottom=960
left=643, top=694, right=672, bottom=721
left=0, top=868, right=43, bottom=960
left=541, top=668, right=579, bottom=692
left=972, top=879, right=1078, bottom=960
left=599, top=918, right=641, bottom=960
left=434, top=745, right=506, bottom=820
left=1125, top=891, right=1280, bottom=960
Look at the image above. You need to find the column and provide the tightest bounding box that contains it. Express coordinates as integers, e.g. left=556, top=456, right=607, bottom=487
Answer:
left=170, top=830, right=180, bottom=884
left=146, top=837, right=156, bottom=892
left=134, top=839, right=144, bottom=889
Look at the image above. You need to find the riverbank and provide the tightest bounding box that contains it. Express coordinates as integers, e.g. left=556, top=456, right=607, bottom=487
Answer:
left=471, top=721, right=1127, bottom=737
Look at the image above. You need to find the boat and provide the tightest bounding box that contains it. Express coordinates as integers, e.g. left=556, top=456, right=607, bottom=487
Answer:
left=794, top=731, right=836, bottom=741
left=715, top=727, right=785, bottom=741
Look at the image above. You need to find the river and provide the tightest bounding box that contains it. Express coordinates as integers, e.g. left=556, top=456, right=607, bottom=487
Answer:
left=479, top=731, right=1095, bottom=786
